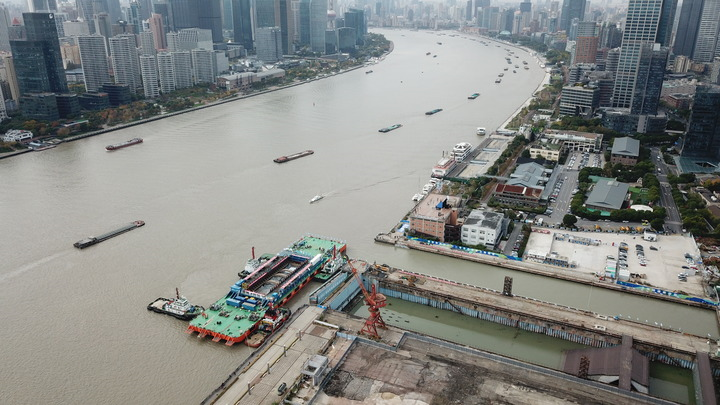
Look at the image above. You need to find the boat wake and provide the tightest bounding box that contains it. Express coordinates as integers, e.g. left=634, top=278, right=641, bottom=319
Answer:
left=0, top=251, right=69, bottom=284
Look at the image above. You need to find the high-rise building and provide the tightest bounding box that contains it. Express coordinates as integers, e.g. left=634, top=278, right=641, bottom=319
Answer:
left=128, top=1, right=143, bottom=35
left=343, top=8, right=365, bottom=45
left=149, top=13, right=167, bottom=51
left=139, top=31, right=156, bottom=55
left=166, top=31, right=179, bottom=51
left=573, top=21, right=598, bottom=64
left=692, top=0, right=720, bottom=63
left=309, top=0, right=325, bottom=53
left=191, top=48, right=214, bottom=83
left=109, top=34, right=142, bottom=92
left=559, top=0, right=585, bottom=32
left=156, top=52, right=175, bottom=93
left=256, top=0, right=278, bottom=28
left=28, top=0, right=56, bottom=12
left=681, top=85, right=720, bottom=159
left=172, top=51, right=192, bottom=88
left=674, top=0, right=704, bottom=58
left=712, top=57, right=720, bottom=84
left=10, top=12, right=68, bottom=95
left=298, top=0, right=310, bottom=47
left=232, top=0, right=253, bottom=50
left=1, top=55, right=20, bottom=101
left=198, top=0, right=222, bottom=42
left=77, top=34, right=110, bottom=92
left=630, top=44, right=668, bottom=115
left=611, top=0, right=673, bottom=114
left=139, top=54, right=158, bottom=97
left=0, top=4, right=11, bottom=52
left=177, top=28, right=213, bottom=50
left=255, top=26, right=282, bottom=62
left=278, top=0, right=293, bottom=54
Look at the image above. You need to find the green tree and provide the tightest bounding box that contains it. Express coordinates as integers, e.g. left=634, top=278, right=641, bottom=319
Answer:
left=650, top=218, right=664, bottom=231
left=562, top=214, right=577, bottom=227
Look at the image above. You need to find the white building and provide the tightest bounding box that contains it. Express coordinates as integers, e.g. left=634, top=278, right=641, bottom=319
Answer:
left=461, top=209, right=505, bottom=248
left=139, top=31, right=156, bottom=56
left=139, top=55, right=159, bottom=98
left=172, top=51, right=193, bottom=89
left=156, top=52, right=175, bottom=94
left=255, top=27, right=283, bottom=63
left=177, top=28, right=213, bottom=50
left=109, top=34, right=142, bottom=92
left=192, top=49, right=215, bottom=84
left=2, top=129, right=32, bottom=142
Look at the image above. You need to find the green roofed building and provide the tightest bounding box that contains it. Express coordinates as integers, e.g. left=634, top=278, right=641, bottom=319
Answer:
left=586, top=178, right=630, bottom=211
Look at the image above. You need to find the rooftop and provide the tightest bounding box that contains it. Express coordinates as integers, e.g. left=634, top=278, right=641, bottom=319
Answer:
left=411, top=194, right=461, bottom=222
left=495, top=183, right=543, bottom=198
left=611, top=137, right=640, bottom=157
left=508, top=162, right=551, bottom=189
left=586, top=178, right=630, bottom=211
left=464, top=209, right=504, bottom=229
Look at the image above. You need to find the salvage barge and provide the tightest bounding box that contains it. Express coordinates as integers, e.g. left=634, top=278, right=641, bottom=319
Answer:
left=73, top=220, right=145, bottom=249
left=186, top=235, right=346, bottom=345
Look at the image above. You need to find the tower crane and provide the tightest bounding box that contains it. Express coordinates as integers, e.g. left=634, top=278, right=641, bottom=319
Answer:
left=348, top=259, right=387, bottom=340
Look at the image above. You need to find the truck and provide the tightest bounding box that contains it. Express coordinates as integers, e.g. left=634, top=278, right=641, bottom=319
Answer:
left=535, top=218, right=543, bottom=226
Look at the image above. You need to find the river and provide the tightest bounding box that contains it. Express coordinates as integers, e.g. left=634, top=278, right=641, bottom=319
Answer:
left=0, top=29, right=714, bottom=404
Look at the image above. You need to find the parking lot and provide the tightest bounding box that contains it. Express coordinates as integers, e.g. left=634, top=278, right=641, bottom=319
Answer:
left=524, top=230, right=706, bottom=296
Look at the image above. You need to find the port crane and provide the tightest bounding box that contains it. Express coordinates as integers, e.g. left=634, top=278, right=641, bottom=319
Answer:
left=348, top=260, right=387, bottom=340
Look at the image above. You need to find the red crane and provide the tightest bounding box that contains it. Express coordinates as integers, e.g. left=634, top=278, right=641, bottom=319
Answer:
left=349, top=260, right=387, bottom=340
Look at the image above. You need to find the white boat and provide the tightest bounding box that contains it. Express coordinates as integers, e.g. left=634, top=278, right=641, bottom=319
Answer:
left=412, top=194, right=423, bottom=201
left=309, top=195, right=324, bottom=203
left=476, top=127, right=486, bottom=135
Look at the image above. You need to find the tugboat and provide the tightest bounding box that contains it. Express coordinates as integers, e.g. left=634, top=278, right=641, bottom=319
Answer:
left=238, top=247, right=273, bottom=278
left=147, top=289, right=204, bottom=320
left=244, top=308, right=291, bottom=348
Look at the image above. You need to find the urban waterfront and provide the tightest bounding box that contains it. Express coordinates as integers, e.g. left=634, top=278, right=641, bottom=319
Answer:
left=0, top=30, right=714, bottom=404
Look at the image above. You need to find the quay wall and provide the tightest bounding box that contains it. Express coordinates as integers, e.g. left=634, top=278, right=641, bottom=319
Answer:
left=357, top=270, right=719, bottom=374
left=379, top=235, right=717, bottom=309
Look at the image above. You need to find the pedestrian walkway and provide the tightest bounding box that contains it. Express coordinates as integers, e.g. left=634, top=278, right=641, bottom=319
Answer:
left=214, top=305, right=335, bottom=405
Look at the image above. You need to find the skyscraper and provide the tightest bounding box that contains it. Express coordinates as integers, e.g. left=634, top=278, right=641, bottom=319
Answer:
left=0, top=4, right=11, bottom=52
left=172, top=51, right=192, bottom=88
left=692, top=0, right=720, bottom=63
left=10, top=12, right=68, bottom=95
left=344, top=8, right=365, bottom=45
left=611, top=0, right=673, bottom=114
left=680, top=85, right=720, bottom=159
left=156, top=52, right=175, bottom=93
left=139, top=54, right=158, bottom=97
left=673, top=0, right=704, bottom=57
left=149, top=13, right=167, bottom=51
left=255, top=0, right=278, bottom=28
left=232, top=0, right=253, bottom=51
left=109, top=34, right=142, bottom=92
left=256, top=26, right=282, bottom=62
left=139, top=31, right=156, bottom=55
left=77, top=34, right=110, bottom=92
left=573, top=21, right=598, bottom=64
left=559, top=0, right=585, bottom=32
left=309, top=0, right=326, bottom=53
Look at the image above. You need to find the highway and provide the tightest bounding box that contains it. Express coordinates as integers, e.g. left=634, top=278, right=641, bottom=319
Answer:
left=652, top=146, right=683, bottom=233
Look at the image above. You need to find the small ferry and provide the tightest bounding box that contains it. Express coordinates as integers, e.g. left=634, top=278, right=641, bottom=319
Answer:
left=378, top=124, right=402, bottom=133
left=106, top=138, right=143, bottom=151
left=244, top=308, right=291, bottom=348
left=425, top=108, right=443, bottom=115
left=273, top=150, right=314, bottom=163
left=309, top=195, right=324, bottom=204
left=468, top=93, right=480, bottom=99
left=476, top=127, right=486, bottom=135
left=147, top=289, right=204, bottom=321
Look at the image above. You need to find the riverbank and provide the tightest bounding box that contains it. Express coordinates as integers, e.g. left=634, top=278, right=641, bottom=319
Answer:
left=0, top=47, right=391, bottom=161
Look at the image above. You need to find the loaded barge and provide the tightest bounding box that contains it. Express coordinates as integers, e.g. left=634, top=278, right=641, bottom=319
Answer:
left=73, top=220, right=145, bottom=249
left=106, top=138, right=143, bottom=151
left=186, top=234, right=346, bottom=345
left=273, top=150, right=314, bottom=163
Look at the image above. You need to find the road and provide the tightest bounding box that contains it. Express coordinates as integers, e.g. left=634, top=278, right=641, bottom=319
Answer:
left=652, top=146, right=683, bottom=233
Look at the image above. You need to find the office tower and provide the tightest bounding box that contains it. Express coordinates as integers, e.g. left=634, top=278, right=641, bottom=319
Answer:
left=28, top=0, right=56, bottom=12
left=191, top=48, right=214, bottom=83
left=149, top=13, right=167, bottom=51
left=611, top=0, right=672, bottom=114
left=77, top=34, right=110, bottom=92
left=559, top=0, right=585, bottom=32
left=166, top=31, right=179, bottom=51
left=63, top=20, right=91, bottom=36
left=94, top=12, right=112, bottom=43
left=137, top=0, right=152, bottom=20
left=139, top=54, right=158, bottom=97
left=198, top=0, right=222, bottom=42
left=232, top=0, right=253, bottom=51
left=692, top=0, right=720, bottom=63
left=10, top=12, right=68, bottom=95
left=309, top=0, right=325, bottom=53
left=156, top=52, right=175, bottom=93
left=681, top=85, right=720, bottom=159
left=256, top=26, right=282, bottom=62
left=298, top=0, right=310, bottom=46
left=172, top=51, right=192, bottom=88
left=674, top=0, right=704, bottom=57
left=343, top=9, right=365, bottom=45
left=630, top=45, right=667, bottom=115
left=1, top=55, right=20, bottom=101
left=256, top=0, right=278, bottom=28
left=128, top=1, right=142, bottom=35
left=574, top=21, right=598, bottom=64
left=0, top=4, right=11, bottom=52
left=139, top=31, right=155, bottom=55
left=109, top=34, right=141, bottom=91
left=279, top=0, right=293, bottom=54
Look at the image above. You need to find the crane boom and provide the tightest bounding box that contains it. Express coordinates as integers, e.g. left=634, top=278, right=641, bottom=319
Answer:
left=349, top=260, right=387, bottom=340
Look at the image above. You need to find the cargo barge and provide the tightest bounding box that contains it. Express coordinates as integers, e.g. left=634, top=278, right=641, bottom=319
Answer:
left=273, top=150, right=314, bottom=163
left=106, top=138, right=143, bottom=151
left=186, top=235, right=346, bottom=345
left=73, top=220, right=145, bottom=249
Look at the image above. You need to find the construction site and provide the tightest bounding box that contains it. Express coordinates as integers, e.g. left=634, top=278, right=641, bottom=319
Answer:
left=201, top=261, right=719, bottom=405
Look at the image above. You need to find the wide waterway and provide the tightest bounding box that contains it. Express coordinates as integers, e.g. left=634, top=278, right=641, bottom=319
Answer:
left=0, top=29, right=716, bottom=404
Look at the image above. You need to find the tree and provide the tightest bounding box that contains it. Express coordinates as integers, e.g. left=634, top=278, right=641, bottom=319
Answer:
left=651, top=218, right=664, bottom=231
left=563, top=214, right=577, bottom=227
